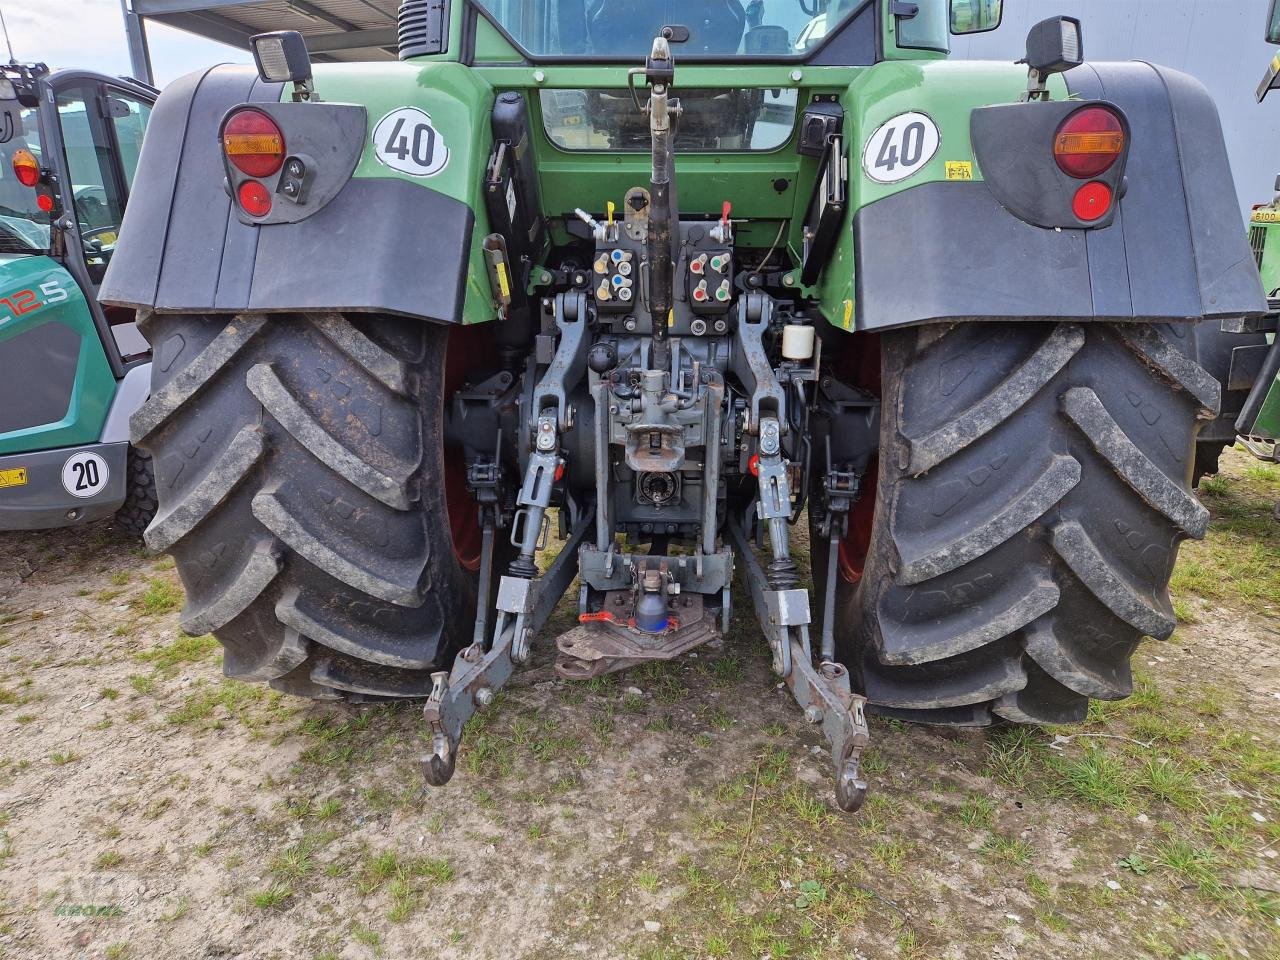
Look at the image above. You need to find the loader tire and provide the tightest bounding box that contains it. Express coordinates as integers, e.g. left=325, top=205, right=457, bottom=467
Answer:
left=113, top=447, right=158, bottom=540
left=814, top=321, right=1218, bottom=726
left=132, top=311, right=491, bottom=701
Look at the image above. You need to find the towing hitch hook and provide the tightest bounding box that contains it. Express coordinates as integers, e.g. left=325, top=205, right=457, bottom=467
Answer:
left=421, top=671, right=458, bottom=786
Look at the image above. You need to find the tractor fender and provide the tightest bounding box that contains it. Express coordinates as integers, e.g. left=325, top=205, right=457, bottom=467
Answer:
left=852, top=62, right=1267, bottom=331
left=100, top=65, right=477, bottom=325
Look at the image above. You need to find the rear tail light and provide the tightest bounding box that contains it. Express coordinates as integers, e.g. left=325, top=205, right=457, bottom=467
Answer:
left=237, top=180, right=273, bottom=218
left=11, top=148, right=39, bottom=187
left=223, top=109, right=286, bottom=178
left=1054, top=107, right=1125, bottom=179
left=1072, top=181, right=1113, bottom=222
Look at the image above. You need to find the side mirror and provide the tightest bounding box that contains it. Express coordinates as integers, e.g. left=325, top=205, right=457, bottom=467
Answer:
left=251, top=31, right=315, bottom=101
left=1268, top=0, right=1280, bottom=44
left=950, top=0, right=1003, bottom=36
left=1020, top=16, right=1083, bottom=101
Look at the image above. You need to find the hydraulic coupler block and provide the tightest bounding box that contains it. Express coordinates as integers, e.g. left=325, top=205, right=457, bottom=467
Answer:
left=593, top=247, right=636, bottom=312
left=688, top=248, right=734, bottom=314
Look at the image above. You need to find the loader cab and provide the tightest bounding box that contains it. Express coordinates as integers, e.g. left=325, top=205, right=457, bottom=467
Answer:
left=0, top=64, right=157, bottom=371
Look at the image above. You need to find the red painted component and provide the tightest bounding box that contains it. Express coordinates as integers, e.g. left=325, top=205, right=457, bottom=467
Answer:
left=1072, top=181, right=1113, bottom=222
left=554, top=460, right=565, bottom=482
left=223, top=108, right=286, bottom=178
left=443, top=325, right=487, bottom=572
left=35, top=193, right=53, bottom=212
left=578, top=611, right=617, bottom=624
left=835, top=331, right=881, bottom=585
left=837, top=457, right=878, bottom=585
left=236, top=180, right=272, bottom=218
left=721, top=200, right=732, bottom=228
left=1054, top=107, right=1125, bottom=179
left=748, top=453, right=760, bottom=477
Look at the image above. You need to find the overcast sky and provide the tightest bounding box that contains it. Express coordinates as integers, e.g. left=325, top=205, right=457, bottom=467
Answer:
left=2, top=0, right=249, bottom=87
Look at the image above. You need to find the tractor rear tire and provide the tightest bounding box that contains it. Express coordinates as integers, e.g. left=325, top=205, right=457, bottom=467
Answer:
left=814, top=321, right=1218, bottom=726
left=113, top=447, right=158, bottom=540
left=132, top=311, right=488, bottom=700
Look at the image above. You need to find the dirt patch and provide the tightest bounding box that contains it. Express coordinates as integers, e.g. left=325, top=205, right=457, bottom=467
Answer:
left=0, top=449, right=1276, bottom=960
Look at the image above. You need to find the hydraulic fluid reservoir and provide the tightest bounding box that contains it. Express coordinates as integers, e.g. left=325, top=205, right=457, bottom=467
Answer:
left=782, top=323, right=816, bottom=361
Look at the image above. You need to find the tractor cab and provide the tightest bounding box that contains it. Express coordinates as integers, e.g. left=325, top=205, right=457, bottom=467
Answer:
left=0, top=63, right=157, bottom=534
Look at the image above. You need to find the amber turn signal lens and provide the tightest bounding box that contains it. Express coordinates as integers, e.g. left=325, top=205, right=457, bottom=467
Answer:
left=1054, top=107, right=1125, bottom=179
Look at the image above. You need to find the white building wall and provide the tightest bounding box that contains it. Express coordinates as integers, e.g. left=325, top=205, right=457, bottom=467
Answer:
left=951, top=0, right=1280, bottom=219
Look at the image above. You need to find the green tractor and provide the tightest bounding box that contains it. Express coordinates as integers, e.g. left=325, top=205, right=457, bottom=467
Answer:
left=102, top=1, right=1266, bottom=809
left=0, top=62, right=157, bottom=535
left=1241, top=190, right=1280, bottom=463
left=1238, top=0, right=1280, bottom=464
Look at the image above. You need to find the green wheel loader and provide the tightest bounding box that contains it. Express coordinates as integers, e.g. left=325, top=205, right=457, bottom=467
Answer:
left=0, top=62, right=157, bottom=536
left=102, top=1, right=1266, bottom=809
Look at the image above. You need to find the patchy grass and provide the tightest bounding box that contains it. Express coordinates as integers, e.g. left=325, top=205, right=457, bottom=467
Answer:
left=247, top=886, right=292, bottom=910
left=132, top=577, right=183, bottom=617
left=1172, top=450, right=1280, bottom=615
left=135, top=633, right=220, bottom=675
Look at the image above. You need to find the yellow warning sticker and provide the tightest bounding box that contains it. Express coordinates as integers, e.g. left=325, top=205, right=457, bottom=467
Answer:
left=0, top=467, right=28, bottom=489
left=496, top=262, right=511, bottom=300
left=945, top=161, right=975, bottom=181
left=841, top=299, right=854, bottom=331
left=1253, top=209, right=1280, bottom=224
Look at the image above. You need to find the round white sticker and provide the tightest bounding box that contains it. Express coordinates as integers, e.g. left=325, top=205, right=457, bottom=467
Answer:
left=372, top=107, right=449, bottom=178
left=62, top=451, right=109, bottom=499
left=862, top=112, right=940, bottom=185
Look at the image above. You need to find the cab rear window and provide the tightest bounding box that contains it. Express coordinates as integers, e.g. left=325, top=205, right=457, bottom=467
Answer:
left=541, top=87, right=797, bottom=152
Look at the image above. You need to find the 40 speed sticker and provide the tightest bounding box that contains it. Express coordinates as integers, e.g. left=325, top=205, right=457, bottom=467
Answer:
left=862, top=111, right=940, bottom=185
left=61, top=451, right=109, bottom=499
left=372, top=107, right=449, bottom=177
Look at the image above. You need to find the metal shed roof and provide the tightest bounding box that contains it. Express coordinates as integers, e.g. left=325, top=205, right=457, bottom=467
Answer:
left=121, top=0, right=400, bottom=83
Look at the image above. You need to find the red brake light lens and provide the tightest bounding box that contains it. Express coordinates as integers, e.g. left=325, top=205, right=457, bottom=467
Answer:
left=223, top=109, right=285, bottom=178
left=11, top=148, right=39, bottom=187
left=237, top=180, right=273, bottom=218
left=1072, top=181, right=1113, bottom=222
left=1054, top=107, right=1125, bottom=179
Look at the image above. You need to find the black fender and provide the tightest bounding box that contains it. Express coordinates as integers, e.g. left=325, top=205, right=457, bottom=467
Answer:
left=853, top=62, right=1267, bottom=331
left=100, top=66, right=473, bottom=324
